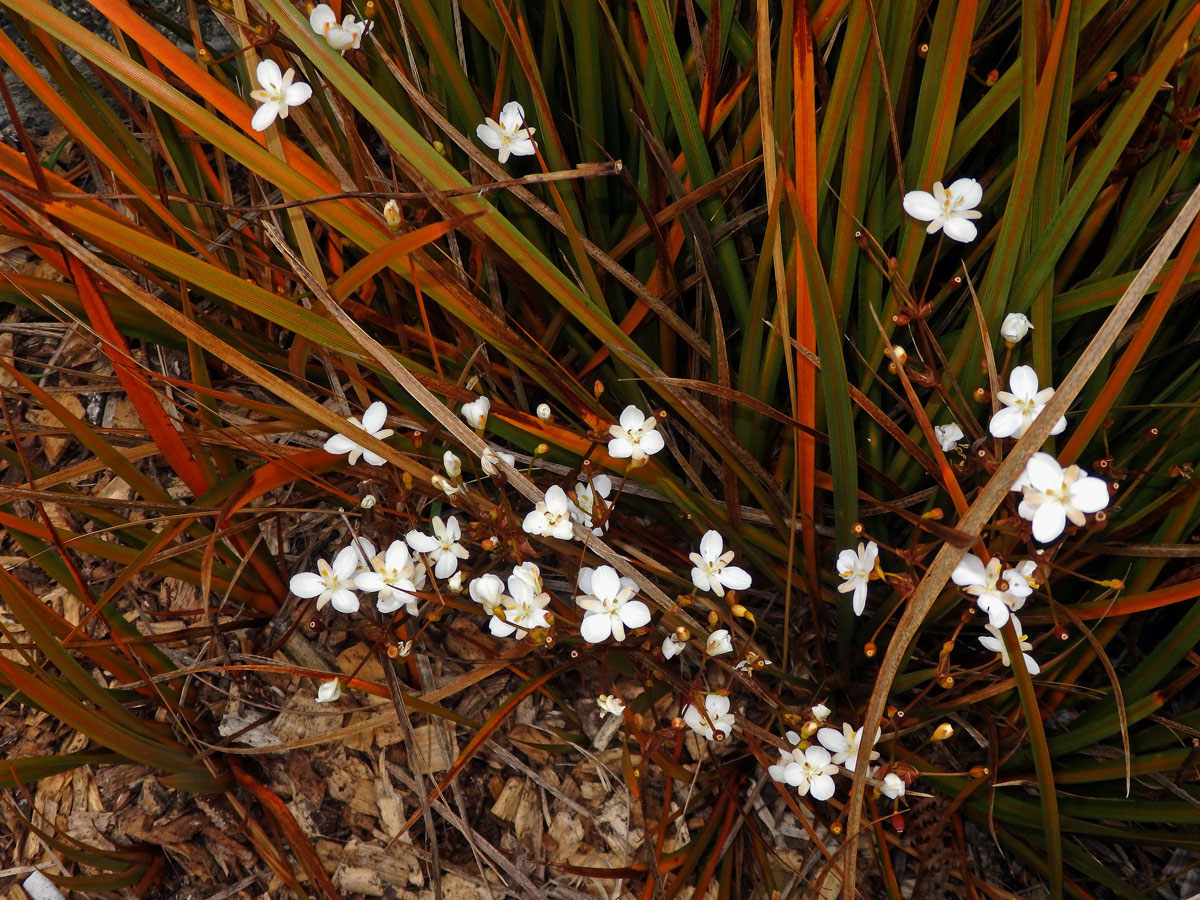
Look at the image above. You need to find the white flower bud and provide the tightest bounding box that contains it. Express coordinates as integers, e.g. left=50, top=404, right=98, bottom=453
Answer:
left=1000, top=312, right=1033, bottom=344
left=443, top=450, right=462, bottom=478
left=383, top=199, right=401, bottom=229
left=536, top=403, right=552, bottom=421
left=461, top=396, right=490, bottom=431
left=360, top=494, right=377, bottom=509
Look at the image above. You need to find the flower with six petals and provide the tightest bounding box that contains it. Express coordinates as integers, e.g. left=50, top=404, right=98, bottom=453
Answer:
left=576, top=565, right=651, bottom=644
left=988, top=365, right=1067, bottom=440
left=1015, top=452, right=1109, bottom=542
left=768, top=744, right=838, bottom=800
left=607, top=405, right=664, bottom=464
left=249, top=59, right=312, bottom=132
left=836, top=541, right=878, bottom=616
left=902, top=178, right=983, bottom=243
left=290, top=545, right=361, bottom=614
left=689, top=530, right=752, bottom=597
left=324, top=401, right=394, bottom=466
left=522, top=485, right=575, bottom=540
left=817, top=723, right=881, bottom=773
left=355, top=539, right=425, bottom=615
left=406, top=515, right=470, bottom=579
left=476, top=101, right=537, bottom=164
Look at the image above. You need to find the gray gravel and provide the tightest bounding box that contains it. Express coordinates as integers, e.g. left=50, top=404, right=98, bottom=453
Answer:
left=1, top=0, right=225, bottom=140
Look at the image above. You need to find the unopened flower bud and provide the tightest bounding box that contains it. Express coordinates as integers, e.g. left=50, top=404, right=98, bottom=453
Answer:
left=969, top=765, right=990, bottom=779
left=443, top=450, right=462, bottom=478
left=890, top=345, right=907, bottom=365
left=536, top=403, right=552, bottom=421
left=383, top=199, right=402, bottom=229
left=864, top=641, right=877, bottom=658
left=447, top=571, right=464, bottom=594
left=932, top=722, right=954, bottom=742
left=360, top=494, right=377, bottom=509
left=1000, top=312, right=1033, bottom=344
left=800, top=720, right=819, bottom=739
left=535, top=442, right=549, bottom=455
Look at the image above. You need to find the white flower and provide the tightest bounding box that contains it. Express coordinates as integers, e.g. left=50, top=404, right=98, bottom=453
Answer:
left=522, top=485, right=575, bottom=540
left=934, top=423, right=965, bottom=452
left=979, top=616, right=1040, bottom=675
left=315, top=678, right=342, bottom=703
left=607, top=405, right=664, bottom=463
left=443, top=450, right=462, bottom=479
left=461, top=396, right=490, bottom=431
left=950, top=553, right=1032, bottom=629
left=309, top=3, right=370, bottom=52
left=480, top=447, right=515, bottom=477
left=817, top=723, right=881, bottom=773
left=689, top=531, right=753, bottom=597
left=597, top=694, right=625, bottom=717
left=1001, top=312, right=1033, bottom=344
left=323, top=401, right=394, bottom=466
left=902, top=177, right=983, bottom=243
left=988, top=366, right=1068, bottom=439
left=570, top=474, right=613, bottom=535
left=488, top=563, right=552, bottom=638
left=406, top=515, right=470, bottom=579
left=355, top=539, right=425, bottom=615
left=682, top=694, right=734, bottom=741
left=836, top=541, right=878, bottom=616
left=536, top=403, right=552, bottom=421
left=705, top=628, right=733, bottom=657
left=249, top=59, right=312, bottom=132
left=576, top=565, right=651, bottom=643
left=476, top=101, right=537, bottom=164
left=662, top=635, right=687, bottom=659
left=1015, top=452, right=1109, bottom=543
left=290, top=546, right=360, bottom=614
left=468, top=573, right=508, bottom=617
left=768, top=744, right=837, bottom=800
left=880, top=772, right=906, bottom=800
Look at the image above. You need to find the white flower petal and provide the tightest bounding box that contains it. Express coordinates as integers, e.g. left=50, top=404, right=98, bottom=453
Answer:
left=1069, top=475, right=1110, bottom=513
left=902, top=191, right=942, bottom=221
left=579, top=614, right=612, bottom=644
left=1032, top=502, right=1067, bottom=543
left=942, top=216, right=978, bottom=243
left=947, top=177, right=982, bottom=208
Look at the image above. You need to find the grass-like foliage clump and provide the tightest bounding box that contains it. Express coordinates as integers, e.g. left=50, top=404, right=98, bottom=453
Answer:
left=2, top=0, right=1200, bottom=898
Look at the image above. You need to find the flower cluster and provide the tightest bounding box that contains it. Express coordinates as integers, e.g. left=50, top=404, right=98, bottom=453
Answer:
left=309, top=3, right=371, bottom=52
left=768, top=717, right=895, bottom=803
left=469, top=563, right=552, bottom=638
